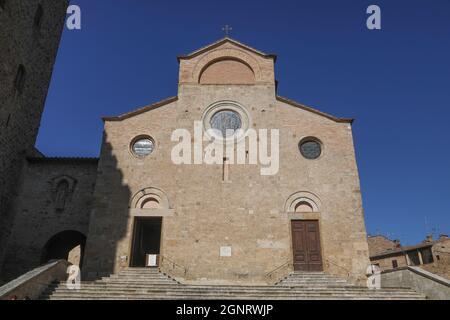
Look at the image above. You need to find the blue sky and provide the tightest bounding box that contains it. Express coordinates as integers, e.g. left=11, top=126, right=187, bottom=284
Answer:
left=37, top=0, right=450, bottom=245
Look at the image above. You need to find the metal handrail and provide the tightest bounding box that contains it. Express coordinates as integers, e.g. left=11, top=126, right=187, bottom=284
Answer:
left=265, top=260, right=293, bottom=280
left=325, top=258, right=352, bottom=278
left=159, top=255, right=187, bottom=276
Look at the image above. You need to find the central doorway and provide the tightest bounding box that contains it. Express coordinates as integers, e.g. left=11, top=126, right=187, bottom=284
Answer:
left=130, top=217, right=162, bottom=267
left=291, top=220, right=323, bottom=272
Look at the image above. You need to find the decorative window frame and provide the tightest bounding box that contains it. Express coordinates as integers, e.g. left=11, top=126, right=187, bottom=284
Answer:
left=298, top=136, right=324, bottom=160
left=130, top=187, right=170, bottom=210
left=202, top=100, right=251, bottom=143
left=129, top=135, right=156, bottom=159
left=284, top=191, right=321, bottom=213
left=50, top=175, right=77, bottom=210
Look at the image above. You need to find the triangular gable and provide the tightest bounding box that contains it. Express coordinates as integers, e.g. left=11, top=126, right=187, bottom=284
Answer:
left=177, top=37, right=277, bottom=62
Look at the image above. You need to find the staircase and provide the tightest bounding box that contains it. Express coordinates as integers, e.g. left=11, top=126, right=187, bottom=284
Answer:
left=276, top=271, right=355, bottom=287
left=40, top=268, right=426, bottom=300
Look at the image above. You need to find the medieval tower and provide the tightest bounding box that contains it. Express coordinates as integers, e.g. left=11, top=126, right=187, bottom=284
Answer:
left=0, top=0, right=69, bottom=273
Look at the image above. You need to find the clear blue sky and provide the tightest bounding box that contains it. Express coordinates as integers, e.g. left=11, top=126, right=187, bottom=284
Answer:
left=37, top=0, right=450, bottom=245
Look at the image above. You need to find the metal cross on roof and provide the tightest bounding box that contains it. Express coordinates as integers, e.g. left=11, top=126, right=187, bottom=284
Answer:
left=222, top=25, right=232, bottom=37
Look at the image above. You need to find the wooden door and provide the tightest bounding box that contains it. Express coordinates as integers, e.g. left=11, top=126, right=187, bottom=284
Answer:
left=291, top=220, right=323, bottom=272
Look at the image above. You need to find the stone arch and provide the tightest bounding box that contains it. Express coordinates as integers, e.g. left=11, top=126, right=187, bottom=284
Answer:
left=130, top=187, right=170, bottom=209
left=192, top=48, right=263, bottom=84
left=285, top=191, right=321, bottom=213
left=41, top=230, right=86, bottom=267
left=199, top=57, right=255, bottom=85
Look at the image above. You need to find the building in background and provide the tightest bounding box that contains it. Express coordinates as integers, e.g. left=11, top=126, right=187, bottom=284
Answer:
left=0, top=0, right=69, bottom=275
left=368, top=234, right=450, bottom=279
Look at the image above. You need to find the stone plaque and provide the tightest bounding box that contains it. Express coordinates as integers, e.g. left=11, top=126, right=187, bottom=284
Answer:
left=220, top=246, right=232, bottom=257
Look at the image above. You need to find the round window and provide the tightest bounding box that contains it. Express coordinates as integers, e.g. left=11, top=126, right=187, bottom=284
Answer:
left=299, top=139, right=322, bottom=159
left=210, top=110, right=242, bottom=137
left=132, top=138, right=154, bottom=157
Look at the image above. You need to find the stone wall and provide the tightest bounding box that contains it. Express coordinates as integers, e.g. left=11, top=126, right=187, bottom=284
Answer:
left=0, top=260, right=70, bottom=300
left=0, top=0, right=68, bottom=269
left=422, top=238, right=450, bottom=279
left=82, top=39, right=370, bottom=285
left=0, top=158, right=97, bottom=283
left=381, top=266, right=450, bottom=300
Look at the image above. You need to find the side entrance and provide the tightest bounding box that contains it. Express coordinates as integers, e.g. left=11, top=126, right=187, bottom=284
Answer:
left=291, top=220, right=323, bottom=272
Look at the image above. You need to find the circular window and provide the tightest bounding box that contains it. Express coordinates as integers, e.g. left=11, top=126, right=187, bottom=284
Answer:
left=202, top=101, right=250, bottom=141
left=299, top=139, right=322, bottom=159
left=210, top=110, right=242, bottom=137
left=132, top=137, right=154, bottom=157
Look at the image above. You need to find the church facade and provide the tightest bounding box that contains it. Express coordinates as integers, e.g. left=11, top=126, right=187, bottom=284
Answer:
left=1, top=38, right=371, bottom=285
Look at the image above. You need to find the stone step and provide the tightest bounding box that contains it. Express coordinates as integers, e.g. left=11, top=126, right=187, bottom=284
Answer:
left=41, top=270, right=425, bottom=300
left=42, top=292, right=424, bottom=300
left=45, top=289, right=423, bottom=298
left=43, top=284, right=423, bottom=298
left=48, top=281, right=417, bottom=293
left=105, top=276, right=178, bottom=281
left=42, top=290, right=424, bottom=300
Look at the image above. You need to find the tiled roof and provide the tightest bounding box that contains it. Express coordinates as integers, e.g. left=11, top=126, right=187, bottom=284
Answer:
left=370, top=242, right=435, bottom=259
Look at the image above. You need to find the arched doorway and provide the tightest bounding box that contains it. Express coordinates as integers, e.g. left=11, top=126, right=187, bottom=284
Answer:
left=41, top=230, right=86, bottom=267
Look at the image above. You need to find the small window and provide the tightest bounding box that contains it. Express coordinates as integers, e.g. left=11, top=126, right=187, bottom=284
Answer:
left=14, top=65, right=26, bottom=94
left=34, top=4, right=43, bottom=28
left=131, top=137, right=155, bottom=157
left=392, top=260, right=398, bottom=269
left=299, top=138, right=322, bottom=159
left=436, top=255, right=440, bottom=261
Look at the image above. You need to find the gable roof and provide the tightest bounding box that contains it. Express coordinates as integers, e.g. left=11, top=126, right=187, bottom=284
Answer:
left=276, top=96, right=354, bottom=124
left=370, top=242, right=435, bottom=259
left=177, top=37, right=277, bottom=62
left=103, top=95, right=353, bottom=124
left=102, top=96, right=178, bottom=122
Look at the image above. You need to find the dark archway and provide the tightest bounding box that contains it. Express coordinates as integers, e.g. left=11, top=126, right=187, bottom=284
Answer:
left=41, top=231, right=87, bottom=267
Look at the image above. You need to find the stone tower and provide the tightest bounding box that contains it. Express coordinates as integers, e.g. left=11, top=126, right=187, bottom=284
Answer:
left=0, top=1, right=69, bottom=268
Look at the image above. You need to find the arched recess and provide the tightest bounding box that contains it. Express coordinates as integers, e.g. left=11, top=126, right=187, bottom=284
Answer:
left=130, top=187, right=170, bottom=209
left=199, top=58, right=255, bottom=84
left=50, top=175, right=77, bottom=211
left=285, top=191, right=321, bottom=213
left=41, top=230, right=86, bottom=267
left=192, top=48, right=263, bottom=84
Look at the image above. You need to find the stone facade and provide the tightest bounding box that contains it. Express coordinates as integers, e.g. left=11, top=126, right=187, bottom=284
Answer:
left=82, top=38, right=370, bottom=285
left=0, top=0, right=68, bottom=269
left=1, top=37, right=371, bottom=286
left=0, top=158, right=97, bottom=283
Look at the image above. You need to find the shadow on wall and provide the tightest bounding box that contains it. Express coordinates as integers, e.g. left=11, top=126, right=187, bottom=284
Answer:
left=81, top=132, right=132, bottom=280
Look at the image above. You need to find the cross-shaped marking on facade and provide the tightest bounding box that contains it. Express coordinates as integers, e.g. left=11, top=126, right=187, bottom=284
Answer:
left=222, top=25, right=232, bottom=37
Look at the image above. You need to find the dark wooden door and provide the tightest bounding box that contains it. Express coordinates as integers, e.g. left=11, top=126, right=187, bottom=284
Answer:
left=291, top=220, right=323, bottom=272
